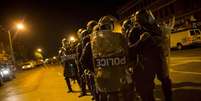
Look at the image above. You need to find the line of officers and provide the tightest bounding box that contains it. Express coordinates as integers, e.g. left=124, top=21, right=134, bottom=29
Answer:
left=59, top=9, right=173, bottom=101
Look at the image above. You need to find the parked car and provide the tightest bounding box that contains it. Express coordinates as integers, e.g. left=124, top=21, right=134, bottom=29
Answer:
left=35, top=59, right=44, bottom=67
left=21, top=61, right=36, bottom=70
left=171, top=28, right=201, bottom=50
left=44, top=58, right=52, bottom=64
left=0, top=64, right=15, bottom=81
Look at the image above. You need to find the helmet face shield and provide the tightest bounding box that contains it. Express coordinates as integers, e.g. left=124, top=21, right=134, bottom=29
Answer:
left=147, top=10, right=155, bottom=22
left=98, top=15, right=117, bottom=31
left=62, top=38, right=67, bottom=44
left=77, top=28, right=84, bottom=39
left=93, top=24, right=100, bottom=32
left=62, top=38, right=68, bottom=47
left=87, top=20, right=97, bottom=33
left=122, top=19, right=133, bottom=33
left=136, top=10, right=156, bottom=25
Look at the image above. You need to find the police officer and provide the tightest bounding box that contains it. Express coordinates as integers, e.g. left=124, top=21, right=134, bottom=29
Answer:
left=87, top=16, right=134, bottom=101
left=60, top=38, right=73, bottom=93
left=80, top=20, right=97, bottom=100
left=62, top=37, right=80, bottom=93
left=75, top=28, right=87, bottom=97
left=129, top=9, right=172, bottom=101
left=122, top=18, right=134, bottom=38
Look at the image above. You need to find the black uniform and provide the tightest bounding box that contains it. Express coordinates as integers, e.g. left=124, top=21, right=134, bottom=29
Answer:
left=80, top=30, right=96, bottom=99
left=63, top=44, right=80, bottom=93
left=128, top=9, right=172, bottom=101
left=129, top=27, right=172, bottom=101
left=81, top=34, right=94, bottom=72
left=76, top=42, right=87, bottom=96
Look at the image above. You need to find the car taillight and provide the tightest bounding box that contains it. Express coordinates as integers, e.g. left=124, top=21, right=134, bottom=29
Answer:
left=187, top=37, right=192, bottom=42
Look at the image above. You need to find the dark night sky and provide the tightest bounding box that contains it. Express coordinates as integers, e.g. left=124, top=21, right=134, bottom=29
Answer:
left=0, top=0, right=130, bottom=57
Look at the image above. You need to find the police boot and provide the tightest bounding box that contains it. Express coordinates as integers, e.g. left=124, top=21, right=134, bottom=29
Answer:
left=78, top=92, right=87, bottom=97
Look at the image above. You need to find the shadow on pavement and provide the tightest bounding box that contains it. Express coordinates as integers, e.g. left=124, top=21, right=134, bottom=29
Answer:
left=172, top=82, right=201, bottom=88
left=173, top=89, right=201, bottom=101
left=70, top=91, right=81, bottom=93
left=155, top=82, right=201, bottom=101
left=172, top=82, right=201, bottom=101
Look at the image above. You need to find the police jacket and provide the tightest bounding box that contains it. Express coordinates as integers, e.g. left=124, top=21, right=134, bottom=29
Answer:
left=80, top=42, right=94, bottom=72
left=76, top=42, right=84, bottom=73
left=63, top=46, right=78, bottom=77
left=130, top=30, right=168, bottom=79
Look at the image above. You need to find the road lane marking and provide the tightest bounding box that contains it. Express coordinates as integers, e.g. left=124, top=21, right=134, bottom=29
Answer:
left=171, top=57, right=201, bottom=59
left=170, top=59, right=201, bottom=67
left=170, top=56, right=201, bottom=75
left=170, top=69, right=201, bottom=75
left=170, top=57, right=201, bottom=64
left=170, top=61, right=200, bottom=67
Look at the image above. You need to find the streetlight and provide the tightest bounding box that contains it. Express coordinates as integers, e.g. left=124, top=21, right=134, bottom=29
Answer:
left=35, top=48, right=44, bottom=65
left=8, top=22, right=25, bottom=66
left=35, top=48, right=43, bottom=58
left=53, top=56, right=56, bottom=60
left=37, top=48, right=42, bottom=53
left=69, top=36, right=76, bottom=42
left=16, top=23, right=25, bottom=30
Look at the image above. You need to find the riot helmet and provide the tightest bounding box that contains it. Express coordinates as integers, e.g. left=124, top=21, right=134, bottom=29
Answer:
left=93, top=24, right=100, bottom=32
left=98, top=15, right=117, bottom=31
left=87, top=20, right=97, bottom=33
left=81, top=29, right=90, bottom=45
left=122, top=18, right=133, bottom=34
left=134, top=9, right=156, bottom=26
left=62, top=38, right=67, bottom=46
left=58, top=49, right=62, bottom=55
left=81, top=29, right=89, bottom=38
left=77, top=28, right=84, bottom=39
left=134, top=9, right=162, bottom=35
left=62, top=38, right=66, bottom=43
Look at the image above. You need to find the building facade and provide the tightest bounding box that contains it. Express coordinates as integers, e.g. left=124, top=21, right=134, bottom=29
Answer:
left=117, top=0, right=201, bottom=29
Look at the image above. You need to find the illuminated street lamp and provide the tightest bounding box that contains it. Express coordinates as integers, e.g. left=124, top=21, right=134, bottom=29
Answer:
left=53, top=56, right=56, bottom=60
left=69, top=36, right=76, bottom=42
left=8, top=22, right=25, bottom=66
left=37, top=48, right=42, bottom=52
left=16, top=23, right=25, bottom=30
left=35, top=48, right=43, bottom=60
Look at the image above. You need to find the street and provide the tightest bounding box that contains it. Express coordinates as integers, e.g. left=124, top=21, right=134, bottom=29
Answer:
left=0, top=48, right=201, bottom=101
left=0, top=65, right=92, bottom=101
left=168, top=47, right=201, bottom=101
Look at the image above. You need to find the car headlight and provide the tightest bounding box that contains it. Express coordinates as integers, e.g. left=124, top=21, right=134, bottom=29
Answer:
left=27, top=65, right=31, bottom=68
left=0, top=72, right=3, bottom=77
left=2, top=69, right=10, bottom=75
left=22, top=65, right=31, bottom=69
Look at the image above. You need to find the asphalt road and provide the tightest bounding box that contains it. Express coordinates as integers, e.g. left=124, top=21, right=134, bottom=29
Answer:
left=0, top=47, right=201, bottom=101
left=168, top=47, right=201, bottom=101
